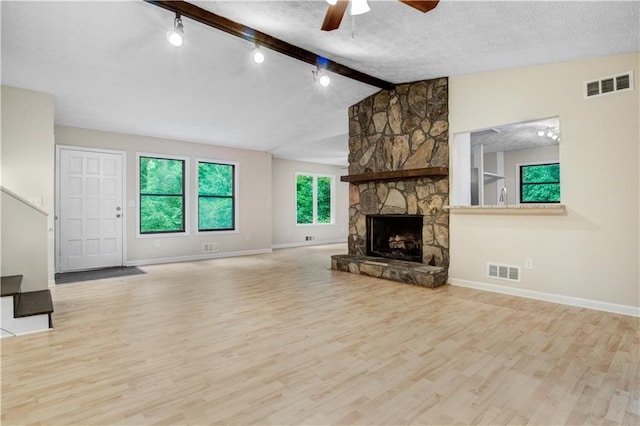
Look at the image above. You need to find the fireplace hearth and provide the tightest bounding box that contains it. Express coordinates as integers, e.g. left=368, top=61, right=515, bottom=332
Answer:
left=367, top=215, right=423, bottom=262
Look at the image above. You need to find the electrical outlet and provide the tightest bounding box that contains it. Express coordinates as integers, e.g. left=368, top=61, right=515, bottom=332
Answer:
left=525, top=258, right=533, bottom=269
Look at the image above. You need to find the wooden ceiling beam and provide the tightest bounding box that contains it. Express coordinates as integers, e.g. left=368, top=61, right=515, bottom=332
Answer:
left=144, top=0, right=395, bottom=90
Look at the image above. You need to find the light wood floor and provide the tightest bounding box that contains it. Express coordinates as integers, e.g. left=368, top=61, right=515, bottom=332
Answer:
left=2, top=244, right=638, bottom=425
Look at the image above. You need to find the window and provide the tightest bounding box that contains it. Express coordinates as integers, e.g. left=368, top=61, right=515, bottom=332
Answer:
left=139, top=156, right=186, bottom=234
left=296, top=173, right=333, bottom=225
left=198, top=161, right=236, bottom=231
left=519, top=162, right=560, bottom=203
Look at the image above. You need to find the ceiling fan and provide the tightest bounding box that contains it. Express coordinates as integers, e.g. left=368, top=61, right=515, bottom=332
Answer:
left=321, top=0, right=439, bottom=31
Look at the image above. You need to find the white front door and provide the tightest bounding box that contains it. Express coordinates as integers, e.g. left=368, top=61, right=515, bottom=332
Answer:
left=58, top=148, right=124, bottom=272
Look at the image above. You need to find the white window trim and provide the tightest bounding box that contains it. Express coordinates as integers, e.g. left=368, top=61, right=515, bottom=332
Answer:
left=295, top=172, right=336, bottom=226
left=515, top=160, right=561, bottom=205
left=195, top=158, right=240, bottom=235
left=136, top=152, right=190, bottom=238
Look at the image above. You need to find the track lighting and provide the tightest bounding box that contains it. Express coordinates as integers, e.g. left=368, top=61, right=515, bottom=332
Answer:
left=252, top=45, right=265, bottom=64
left=539, top=127, right=560, bottom=141
left=351, top=0, right=370, bottom=16
left=319, top=74, right=331, bottom=87
left=312, top=66, right=331, bottom=87
left=166, top=13, right=184, bottom=47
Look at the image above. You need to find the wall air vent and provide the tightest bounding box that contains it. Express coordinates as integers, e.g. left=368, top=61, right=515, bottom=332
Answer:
left=487, top=262, right=521, bottom=282
left=203, top=243, right=219, bottom=253
left=584, top=71, right=633, bottom=99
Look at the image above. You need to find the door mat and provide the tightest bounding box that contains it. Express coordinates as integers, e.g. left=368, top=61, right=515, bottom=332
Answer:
left=55, top=266, right=146, bottom=284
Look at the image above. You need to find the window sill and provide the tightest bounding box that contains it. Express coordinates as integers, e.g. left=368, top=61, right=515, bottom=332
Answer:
left=445, top=204, right=566, bottom=215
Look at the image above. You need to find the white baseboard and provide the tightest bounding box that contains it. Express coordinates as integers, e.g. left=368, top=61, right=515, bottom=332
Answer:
left=48, top=279, right=56, bottom=288
left=126, top=248, right=273, bottom=267
left=449, top=278, right=640, bottom=318
left=272, top=239, right=347, bottom=250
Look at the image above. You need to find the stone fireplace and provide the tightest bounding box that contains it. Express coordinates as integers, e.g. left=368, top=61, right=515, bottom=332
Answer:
left=331, top=77, right=449, bottom=288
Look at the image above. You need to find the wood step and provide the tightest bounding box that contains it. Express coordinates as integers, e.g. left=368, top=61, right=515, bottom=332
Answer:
left=14, top=290, right=54, bottom=318
left=1, top=275, right=23, bottom=297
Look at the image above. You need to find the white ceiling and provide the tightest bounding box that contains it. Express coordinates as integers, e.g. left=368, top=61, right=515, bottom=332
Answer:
left=2, top=1, right=639, bottom=167
left=470, top=117, right=559, bottom=153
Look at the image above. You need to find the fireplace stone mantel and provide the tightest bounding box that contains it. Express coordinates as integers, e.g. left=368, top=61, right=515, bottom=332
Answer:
left=340, top=167, right=448, bottom=184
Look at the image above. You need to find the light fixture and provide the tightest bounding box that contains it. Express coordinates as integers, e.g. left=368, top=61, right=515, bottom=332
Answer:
left=539, top=127, right=560, bottom=140
left=166, top=13, right=184, bottom=47
left=351, top=0, right=370, bottom=16
left=312, top=66, right=331, bottom=87
left=319, top=74, right=331, bottom=87
left=252, top=45, right=265, bottom=64
left=326, top=0, right=338, bottom=5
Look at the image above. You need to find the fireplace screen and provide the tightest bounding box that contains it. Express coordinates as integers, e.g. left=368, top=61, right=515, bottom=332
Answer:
left=366, top=215, right=423, bottom=262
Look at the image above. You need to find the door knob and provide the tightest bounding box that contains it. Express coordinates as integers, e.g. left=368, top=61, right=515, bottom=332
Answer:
left=116, top=214, right=121, bottom=218
left=116, top=207, right=121, bottom=211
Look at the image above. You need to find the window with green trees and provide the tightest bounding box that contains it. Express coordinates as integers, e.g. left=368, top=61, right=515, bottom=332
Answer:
left=519, top=163, right=560, bottom=203
left=139, top=156, right=185, bottom=233
left=296, top=173, right=333, bottom=225
left=198, top=161, right=235, bottom=231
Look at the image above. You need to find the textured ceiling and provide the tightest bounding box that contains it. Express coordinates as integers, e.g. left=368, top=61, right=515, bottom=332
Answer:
left=470, top=117, right=560, bottom=154
left=2, top=1, right=639, bottom=166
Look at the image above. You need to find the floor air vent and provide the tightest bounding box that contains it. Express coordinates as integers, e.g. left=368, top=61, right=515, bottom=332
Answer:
left=487, top=262, right=521, bottom=282
left=584, top=71, right=633, bottom=99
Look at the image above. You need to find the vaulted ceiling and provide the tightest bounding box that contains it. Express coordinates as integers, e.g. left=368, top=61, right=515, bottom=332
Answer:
left=2, top=1, right=638, bottom=166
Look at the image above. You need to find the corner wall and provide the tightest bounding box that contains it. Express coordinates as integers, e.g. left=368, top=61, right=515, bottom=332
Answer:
left=448, top=53, right=639, bottom=312
left=271, top=158, right=349, bottom=248
left=55, top=126, right=273, bottom=265
left=1, top=86, right=55, bottom=287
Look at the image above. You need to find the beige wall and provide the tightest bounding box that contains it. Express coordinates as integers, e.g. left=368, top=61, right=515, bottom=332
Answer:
left=1, top=86, right=55, bottom=286
left=55, top=126, right=273, bottom=265
left=448, top=53, right=639, bottom=309
left=272, top=158, right=349, bottom=247
left=1, top=191, right=49, bottom=291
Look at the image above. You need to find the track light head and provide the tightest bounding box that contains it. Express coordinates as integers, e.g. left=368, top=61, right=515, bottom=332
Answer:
left=167, top=13, right=184, bottom=47
left=252, top=46, right=265, bottom=64
left=312, top=66, right=331, bottom=87
left=319, top=74, right=331, bottom=87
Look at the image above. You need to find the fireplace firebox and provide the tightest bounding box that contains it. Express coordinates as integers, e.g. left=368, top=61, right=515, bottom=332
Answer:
left=366, top=215, right=423, bottom=263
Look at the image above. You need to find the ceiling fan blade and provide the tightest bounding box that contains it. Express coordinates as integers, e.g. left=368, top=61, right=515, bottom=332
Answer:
left=321, top=0, right=349, bottom=31
left=398, top=0, right=440, bottom=13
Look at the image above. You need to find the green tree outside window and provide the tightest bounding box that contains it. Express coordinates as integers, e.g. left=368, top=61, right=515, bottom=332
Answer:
left=198, top=162, right=235, bottom=231
left=296, top=174, right=333, bottom=225
left=520, top=163, right=560, bottom=203
left=139, top=156, right=185, bottom=233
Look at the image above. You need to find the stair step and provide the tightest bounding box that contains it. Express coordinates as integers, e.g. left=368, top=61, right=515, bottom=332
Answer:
left=15, top=290, right=54, bottom=318
left=1, top=275, right=23, bottom=297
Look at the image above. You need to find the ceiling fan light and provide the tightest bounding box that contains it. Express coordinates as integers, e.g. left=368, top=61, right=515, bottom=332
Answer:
left=350, top=0, right=370, bottom=16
